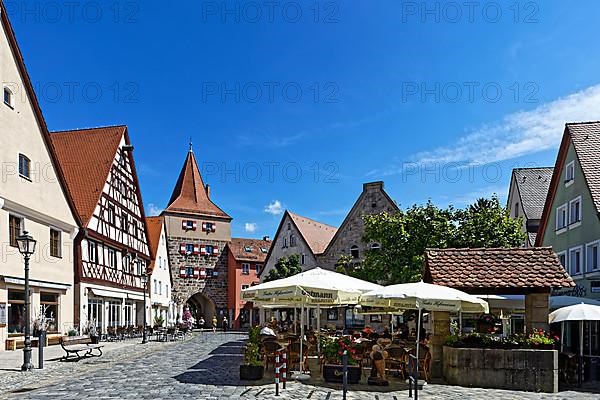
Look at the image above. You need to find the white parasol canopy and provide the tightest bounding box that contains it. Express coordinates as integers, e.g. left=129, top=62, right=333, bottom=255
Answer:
left=549, top=303, right=600, bottom=386
left=241, top=267, right=382, bottom=306
left=360, top=281, right=489, bottom=313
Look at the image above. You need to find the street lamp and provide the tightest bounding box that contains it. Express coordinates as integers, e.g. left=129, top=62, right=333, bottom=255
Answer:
left=16, top=231, right=37, bottom=372
left=141, top=272, right=148, bottom=344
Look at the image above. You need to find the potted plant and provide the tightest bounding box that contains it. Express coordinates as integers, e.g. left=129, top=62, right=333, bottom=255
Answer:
left=240, top=326, right=264, bottom=380
left=320, top=336, right=362, bottom=383
left=153, top=315, right=165, bottom=328
left=85, top=318, right=100, bottom=344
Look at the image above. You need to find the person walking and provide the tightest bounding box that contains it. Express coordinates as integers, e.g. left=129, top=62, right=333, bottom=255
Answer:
left=212, top=315, right=218, bottom=333
left=222, top=316, right=228, bottom=332
left=199, top=316, right=205, bottom=330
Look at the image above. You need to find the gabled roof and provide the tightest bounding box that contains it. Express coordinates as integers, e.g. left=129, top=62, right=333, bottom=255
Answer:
left=510, top=167, right=553, bottom=220
left=0, top=1, right=81, bottom=226
left=164, top=148, right=231, bottom=219
left=322, top=181, right=399, bottom=255
left=424, top=247, right=574, bottom=294
left=536, top=121, right=600, bottom=245
left=49, top=126, right=126, bottom=226
left=146, top=216, right=165, bottom=273
left=227, top=238, right=272, bottom=262
left=288, top=211, right=338, bottom=254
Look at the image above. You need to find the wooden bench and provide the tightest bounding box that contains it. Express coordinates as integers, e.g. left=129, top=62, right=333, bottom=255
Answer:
left=5, top=334, right=66, bottom=351
left=60, top=336, right=104, bottom=361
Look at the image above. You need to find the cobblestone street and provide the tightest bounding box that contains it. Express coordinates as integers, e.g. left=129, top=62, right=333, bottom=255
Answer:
left=1, top=332, right=599, bottom=399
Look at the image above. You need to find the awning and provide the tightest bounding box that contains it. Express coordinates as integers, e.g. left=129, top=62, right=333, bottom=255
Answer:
left=89, top=288, right=144, bottom=301
left=2, top=276, right=71, bottom=291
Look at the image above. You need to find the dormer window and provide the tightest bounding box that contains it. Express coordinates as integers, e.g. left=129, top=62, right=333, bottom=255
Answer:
left=4, top=86, right=14, bottom=108
left=260, top=247, right=268, bottom=253
left=18, top=154, right=31, bottom=180
left=244, top=246, right=252, bottom=253
left=565, top=161, right=575, bottom=184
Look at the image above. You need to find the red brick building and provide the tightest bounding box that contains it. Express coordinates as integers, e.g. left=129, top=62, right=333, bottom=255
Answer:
left=226, top=238, right=271, bottom=329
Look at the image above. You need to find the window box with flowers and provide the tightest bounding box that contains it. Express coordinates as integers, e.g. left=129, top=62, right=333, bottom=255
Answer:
left=320, top=336, right=362, bottom=383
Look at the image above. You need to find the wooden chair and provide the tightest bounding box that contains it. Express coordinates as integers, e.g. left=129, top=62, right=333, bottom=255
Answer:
left=288, top=341, right=309, bottom=372
left=262, top=340, right=282, bottom=371
left=385, top=346, right=407, bottom=378
left=407, top=344, right=432, bottom=382
left=361, top=340, right=374, bottom=368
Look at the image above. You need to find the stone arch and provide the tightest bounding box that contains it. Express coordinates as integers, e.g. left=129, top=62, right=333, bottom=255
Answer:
left=185, top=292, right=217, bottom=328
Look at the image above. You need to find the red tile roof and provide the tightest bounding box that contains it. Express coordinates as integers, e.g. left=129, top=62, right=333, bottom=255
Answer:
left=228, top=238, right=272, bottom=262
left=164, top=149, right=231, bottom=219
left=146, top=216, right=165, bottom=273
left=288, top=211, right=337, bottom=254
left=424, top=247, right=574, bottom=294
left=49, top=126, right=125, bottom=225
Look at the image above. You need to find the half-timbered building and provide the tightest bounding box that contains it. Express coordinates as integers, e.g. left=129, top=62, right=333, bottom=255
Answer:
left=162, top=145, right=232, bottom=328
left=50, top=126, right=151, bottom=333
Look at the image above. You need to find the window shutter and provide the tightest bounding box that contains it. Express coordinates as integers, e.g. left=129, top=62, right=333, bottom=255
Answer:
left=200, top=268, right=207, bottom=278
left=179, top=244, right=186, bottom=254
left=192, top=221, right=198, bottom=230
left=179, top=267, right=187, bottom=278
left=202, top=222, right=207, bottom=232
left=182, top=220, right=187, bottom=229
left=211, top=224, right=216, bottom=232
left=212, top=247, right=219, bottom=256
left=200, top=246, right=207, bottom=256
left=193, top=244, right=200, bottom=255
left=193, top=267, right=200, bottom=278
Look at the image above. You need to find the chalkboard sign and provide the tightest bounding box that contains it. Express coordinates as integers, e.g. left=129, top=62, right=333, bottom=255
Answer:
left=0, top=303, right=6, bottom=327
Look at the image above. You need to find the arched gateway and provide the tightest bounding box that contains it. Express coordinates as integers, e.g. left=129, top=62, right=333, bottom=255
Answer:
left=162, top=145, right=232, bottom=327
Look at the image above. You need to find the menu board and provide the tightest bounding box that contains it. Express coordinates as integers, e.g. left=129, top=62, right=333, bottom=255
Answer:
left=0, top=304, right=6, bottom=327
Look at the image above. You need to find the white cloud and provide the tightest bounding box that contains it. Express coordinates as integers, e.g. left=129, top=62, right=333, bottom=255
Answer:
left=146, top=203, right=163, bottom=216
left=264, top=200, right=284, bottom=215
left=414, top=85, right=600, bottom=166
left=245, top=222, right=257, bottom=233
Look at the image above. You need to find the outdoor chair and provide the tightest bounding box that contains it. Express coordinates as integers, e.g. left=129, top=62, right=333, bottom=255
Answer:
left=262, top=340, right=282, bottom=371
left=288, top=341, right=309, bottom=372
left=361, top=340, right=374, bottom=368
left=407, top=344, right=432, bottom=382
left=385, top=346, right=407, bottom=378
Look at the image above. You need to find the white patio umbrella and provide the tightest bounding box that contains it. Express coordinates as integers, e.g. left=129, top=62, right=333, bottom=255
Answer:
left=360, top=281, right=489, bottom=384
left=242, top=268, right=382, bottom=377
left=549, top=303, right=600, bottom=385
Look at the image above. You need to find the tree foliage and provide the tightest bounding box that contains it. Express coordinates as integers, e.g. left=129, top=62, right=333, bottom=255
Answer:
left=264, top=254, right=302, bottom=282
left=350, top=195, right=526, bottom=285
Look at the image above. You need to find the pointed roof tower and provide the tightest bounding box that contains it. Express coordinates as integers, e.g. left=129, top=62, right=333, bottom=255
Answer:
left=165, top=144, right=231, bottom=219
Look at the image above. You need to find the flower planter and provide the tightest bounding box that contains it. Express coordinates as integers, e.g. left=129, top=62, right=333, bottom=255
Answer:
left=323, top=364, right=362, bottom=383
left=239, top=365, right=264, bottom=380
left=90, top=335, right=100, bottom=344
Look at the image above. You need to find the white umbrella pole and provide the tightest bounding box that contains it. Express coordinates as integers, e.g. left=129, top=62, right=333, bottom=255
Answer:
left=415, top=308, right=421, bottom=383
left=300, top=304, right=304, bottom=373
left=560, top=321, right=564, bottom=353
left=391, top=315, right=394, bottom=337
left=317, top=305, right=321, bottom=355
left=459, top=311, right=462, bottom=334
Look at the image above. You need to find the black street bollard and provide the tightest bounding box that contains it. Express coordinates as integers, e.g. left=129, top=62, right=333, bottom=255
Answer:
left=38, top=330, right=46, bottom=369
left=342, top=351, right=348, bottom=400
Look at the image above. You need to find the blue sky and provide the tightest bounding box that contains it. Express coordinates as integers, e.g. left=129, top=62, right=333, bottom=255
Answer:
left=9, top=0, right=600, bottom=237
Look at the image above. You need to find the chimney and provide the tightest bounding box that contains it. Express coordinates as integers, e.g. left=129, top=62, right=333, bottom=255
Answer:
left=263, top=235, right=270, bottom=241
left=205, top=184, right=210, bottom=198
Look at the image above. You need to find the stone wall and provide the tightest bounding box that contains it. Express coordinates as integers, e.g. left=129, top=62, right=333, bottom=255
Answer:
left=317, top=182, right=399, bottom=270
left=443, top=346, right=558, bottom=393
left=167, top=234, right=229, bottom=309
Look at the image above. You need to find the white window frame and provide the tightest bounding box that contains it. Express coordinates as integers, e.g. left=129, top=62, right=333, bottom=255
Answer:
left=241, top=263, right=250, bottom=275
left=569, top=196, right=582, bottom=229
left=569, top=246, right=583, bottom=276
left=556, top=203, right=568, bottom=233
left=586, top=240, right=600, bottom=273
left=557, top=250, right=567, bottom=271
left=565, top=160, right=575, bottom=186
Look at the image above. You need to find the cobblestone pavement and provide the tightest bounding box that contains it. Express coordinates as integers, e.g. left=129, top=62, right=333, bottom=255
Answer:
left=1, top=332, right=599, bottom=400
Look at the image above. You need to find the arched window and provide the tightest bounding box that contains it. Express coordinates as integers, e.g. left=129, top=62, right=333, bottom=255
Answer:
left=290, top=234, right=296, bottom=247
left=350, top=245, right=359, bottom=259
left=370, top=243, right=381, bottom=251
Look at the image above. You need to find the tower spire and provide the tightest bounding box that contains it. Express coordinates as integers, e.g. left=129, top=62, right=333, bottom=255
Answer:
left=189, top=137, right=193, bottom=152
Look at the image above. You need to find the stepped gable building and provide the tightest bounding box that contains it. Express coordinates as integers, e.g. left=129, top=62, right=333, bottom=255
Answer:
left=50, top=126, right=151, bottom=333
left=260, top=211, right=337, bottom=279
left=507, top=167, right=554, bottom=247
left=162, top=145, right=232, bottom=326
left=316, top=181, right=400, bottom=270
left=0, top=2, right=79, bottom=349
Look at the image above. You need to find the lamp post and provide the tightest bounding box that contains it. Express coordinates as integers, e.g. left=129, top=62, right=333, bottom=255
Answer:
left=141, top=272, right=148, bottom=344
left=16, top=231, right=37, bottom=372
